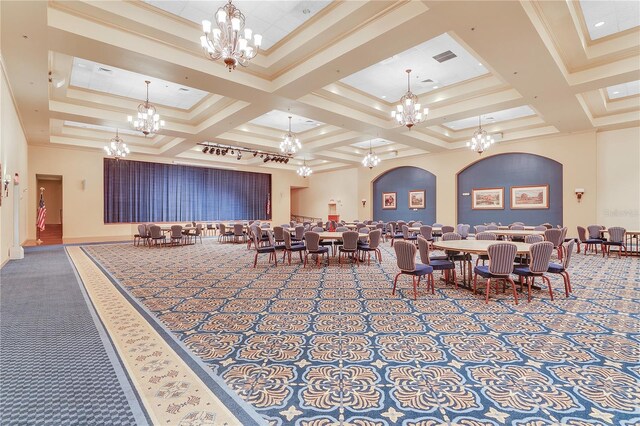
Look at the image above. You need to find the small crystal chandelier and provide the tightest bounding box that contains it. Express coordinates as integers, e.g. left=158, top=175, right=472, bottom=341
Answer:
left=200, top=0, right=262, bottom=72
left=362, top=140, right=381, bottom=169
left=280, top=116, right=301, bottom=154
left=467, top=116, right=495, bottom=154
left=297, top=159, right=312, bottom=178
left=104, top=129, right=130, bottom=159
left=127, top=81, right=165, bottom=136
left=391, top=69, right=429, bottom=129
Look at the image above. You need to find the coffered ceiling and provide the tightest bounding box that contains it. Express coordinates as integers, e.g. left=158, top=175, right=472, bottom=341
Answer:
left=1, top=0, right=639, bottom=173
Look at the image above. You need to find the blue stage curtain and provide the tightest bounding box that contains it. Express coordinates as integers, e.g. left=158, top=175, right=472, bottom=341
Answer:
left=104, top=159, right=271, bottom=223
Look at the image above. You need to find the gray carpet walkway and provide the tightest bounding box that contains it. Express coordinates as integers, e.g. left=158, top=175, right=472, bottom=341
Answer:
left=0, top=247, right=146, bottom=425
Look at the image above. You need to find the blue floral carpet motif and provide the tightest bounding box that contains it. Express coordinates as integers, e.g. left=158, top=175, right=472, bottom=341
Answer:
left=84, top=240, right=640, bottom=426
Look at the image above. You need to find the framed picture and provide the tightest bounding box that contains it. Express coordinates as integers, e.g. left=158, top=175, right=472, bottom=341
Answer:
left=408, top=190, right=426, bottom=209
left=382, top=192, right=397, bottom=209
left=472, top=187, right=504, bottom=209
left=511, top=185, right=549, bottom=209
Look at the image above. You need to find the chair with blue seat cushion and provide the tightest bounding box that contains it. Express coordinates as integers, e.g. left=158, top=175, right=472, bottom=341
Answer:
left=419, top=225, right=433, bottom=244
left=292, top=225, right=305, bottom=242
left=339, top=231, right=360, bottom=266
left=544, top=228, right=564, bottom=261
left=388, top=222, right=403, bottom=246
left=392, top=240, right=434, bottom=300
left=474, top=225, right=487, bottom=235
left=577, top=226, right=600, bottom=254
left=441, top=225, right=455, bottom=234
left=547, top=239, right=574, bottom=297
left=304, top=231, right=329, bottom=267
left=417, top=236, right=456, bottom=289
left=358, top=226, right=370, bottom=247
left=358, top=229, right=382, bottom=265
left=401, top=225, right=417, bottom=243
left=282, top=230, right=306, bottom=265
left=474, top=232, right=497, bottom=265
left=509, top=225, right=526, bottom=242
left=432, top=223, right=443, bottom=240
left=473, top=243, right=519, bottom=304
left=457, top=224, right=470, bottom=240
left=252, top=231, right=277, bottom=267
left=512, top=241, right=554, bottom=302
left=486, top=224, right=499, bottom=230
left=602, top=227, right=627, bottom=257
left=441, top=232, right=471, bottom=274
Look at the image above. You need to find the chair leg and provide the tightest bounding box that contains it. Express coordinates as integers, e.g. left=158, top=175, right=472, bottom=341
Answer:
left=507, top=278, right=518, bottom=305
left=561, top=272, right=569, bottom=297
left=254, top=253, right=258, bottom=268
left=473, top=273, right=478, bottom=294
left=430, top=274, right=435, bottom=294
left=304, top=253, right=308, bottom=268
left=485, top=278, right=491, bottom=304
left=527, top=277, right=532, bottom=302
left=392, top=273, right=401, bottom=295
left=413, top=276, right=418, bottom=300
left=544, top=275, right=554, bottom=301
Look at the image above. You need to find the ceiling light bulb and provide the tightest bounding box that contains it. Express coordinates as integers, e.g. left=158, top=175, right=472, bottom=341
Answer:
left=594, top=21, right=605, bottom=27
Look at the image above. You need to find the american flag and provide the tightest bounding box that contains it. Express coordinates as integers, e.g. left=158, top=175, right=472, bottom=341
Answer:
left=37, top=192, right=46, bottom=231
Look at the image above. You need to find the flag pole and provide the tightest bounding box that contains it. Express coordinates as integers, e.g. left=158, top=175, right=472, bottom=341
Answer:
left=36, top=187, right=44, bottom=245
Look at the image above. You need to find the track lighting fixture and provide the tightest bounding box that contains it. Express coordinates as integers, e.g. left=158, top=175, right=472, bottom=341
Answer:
left=197, top=142, right=291, bottom=164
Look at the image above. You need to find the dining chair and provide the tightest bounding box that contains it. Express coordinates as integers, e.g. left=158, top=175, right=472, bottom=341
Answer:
left=233, top=224, right=247, bottom=244
left=486, top=224, right=499, bottom=231
left=338, top=231, right=360, bottom=266
left=292, top=225, right=305, bottom=242
left=544, top=228, right=565, bottom=260
left=441, top=225, right=455, bottom=234
left=252, top=231, right=277, bottom=268
left=218, top=223, right=233, bottom=243
left=134, top=224, right=148, bottom=246
left=401, top=225, right=417, bottom=243
left=441, top=232, right=470, bottom=274
left=533, top=225, right=546, bottom=231
left=419, top=225, right=433, bottom=242
left=388, top=222, right=403, bottom=247
left=149, top=225, right=166, bottom=247
left=512, top=241, right=554, bottom=302
left=602, top=227, right=627, bottom=257
left=547, top=239, right=574, bottom=296
left=474, top=232, right=497, bottom=265
left=457, top=224, right=470, bottom=240
left=282, top=230, right=306, bottom=265
left=170, top=225, right=183, bottom=246
left=304, top=231, right=329, bottom=267
left=392, top=240, right=434, bottom=300
left=509, top=225, right=525, bottom=242
left=432, top=223, right=443, bottom=240
left=273, top=226, right=285, bottom=244
left=576, top=226, right=601, bottom=254
left=473, top=243, right=519, bottom=304
left=474, top=225, right=487, bottom=235
left=417, top=236, right=456, bottom=288
left=358, top=229, right=382, bottom=265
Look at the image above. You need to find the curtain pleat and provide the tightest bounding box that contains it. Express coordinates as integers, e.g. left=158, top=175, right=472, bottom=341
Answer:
left=103, top=158, right=272, bottom=223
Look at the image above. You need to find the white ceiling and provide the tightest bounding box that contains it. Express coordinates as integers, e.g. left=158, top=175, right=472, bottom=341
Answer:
left=606, top=80, right=640, bottom=99
left=64, top=120, right=142, bottom=136
left=579, top=0, right=640, bottom=40
left=70, top=57, right=209, bottom=110
left=442, top=106, right=536, bottom=130
left=144, top=0, right=331, bottom=50
left=249, top=109, right=324, bottom=132
left=339, top=33, right=488, bottom=101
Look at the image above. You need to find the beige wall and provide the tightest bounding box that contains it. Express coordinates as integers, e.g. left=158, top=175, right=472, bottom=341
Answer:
left=0, top=59, right=29, bottom=265
left=37, top=179, right=63, bottom=224
left=291, top=167, right=359, bottom=222
left=27, top=145, right=304, bottom=242
left=291, top=130, right=640, bottom=235
left=596, top=127, right=640, bottom=230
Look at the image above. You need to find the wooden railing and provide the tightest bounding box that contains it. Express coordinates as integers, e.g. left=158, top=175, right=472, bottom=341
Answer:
left=290, top=214, right=323, bottom=224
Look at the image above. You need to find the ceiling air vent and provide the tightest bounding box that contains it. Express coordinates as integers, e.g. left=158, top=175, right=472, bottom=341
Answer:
left=421, top=79, right=433, bottom=83
left=97, top=67, right=113, bottom=74
left=432, top=50, right=457, bottom=63
left=178, top=87, right=190, bottom=92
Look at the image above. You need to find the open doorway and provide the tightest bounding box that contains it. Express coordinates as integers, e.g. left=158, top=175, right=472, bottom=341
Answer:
left=35, top=175, right=63, bottom=245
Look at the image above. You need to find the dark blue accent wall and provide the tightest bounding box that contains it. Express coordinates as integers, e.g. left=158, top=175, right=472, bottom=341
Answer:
left=373, top=166, right=436, bottom=223
left=457, top=153, right=563, bottom=227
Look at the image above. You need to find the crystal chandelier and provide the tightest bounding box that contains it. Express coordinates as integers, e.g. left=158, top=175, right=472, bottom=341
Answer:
left=280, top=116, right=301, bottom=154
left=297, top=159, right=312, bottom=178
left=362, top=140, right=381, bottom=169
left=127, top=81, right=165, bottom=136
left=391, top=69, right=429, bottom=129
left=103, top=129, right=130, bottom=159
left=200, top=0, right=262, bottom=72
left=466, top=116, right=495, bottom=154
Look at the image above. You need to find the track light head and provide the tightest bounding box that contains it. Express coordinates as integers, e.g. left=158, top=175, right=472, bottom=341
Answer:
left=216, top=149, right=221, bottom=155
left=237, top=152, right=242, bottom=160
left=285, top=158, right=289, bottom=164
left=202, top=146, right=209, bottom=153
left=253, top=151, right=258, bottom=157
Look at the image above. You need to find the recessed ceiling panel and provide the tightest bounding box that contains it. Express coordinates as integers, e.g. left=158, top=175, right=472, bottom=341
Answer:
left=351, top=139, right=393, bottom=149
left=579, top=0, right=640, bottom=40
left=249, top=110, right=324, bottom=132
left=606, top=80, right=640, bottom=99
left=64, top=120, right=142, bottom=136
left=70, top=58, right=209, bottom=110
left=442, top=106, right=536, bottom=130
left=339, top=33, right=488, bottom=101
left=144, top=1, right=331, bottom=50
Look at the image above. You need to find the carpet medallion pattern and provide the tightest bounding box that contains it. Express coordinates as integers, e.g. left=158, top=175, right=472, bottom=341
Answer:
left=83, top=240, right=640, bottom=426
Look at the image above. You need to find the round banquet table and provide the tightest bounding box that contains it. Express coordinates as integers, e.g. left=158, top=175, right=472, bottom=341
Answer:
left=486, top=230, right=545, bottom=237
left=432, top=240, right=531, bottom=287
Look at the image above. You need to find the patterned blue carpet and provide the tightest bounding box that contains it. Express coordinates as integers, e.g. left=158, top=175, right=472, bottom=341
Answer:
left=83, top=240, right=640, bottom=426
left=0, top=248, right=146, bottom=426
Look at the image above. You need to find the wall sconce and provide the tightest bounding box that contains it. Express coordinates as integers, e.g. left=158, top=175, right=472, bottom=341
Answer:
left=3, top=174, right=11, bottom=197
left=361, top=198, right=366, bottom=207
left=575, top=188, right=585, bottom=202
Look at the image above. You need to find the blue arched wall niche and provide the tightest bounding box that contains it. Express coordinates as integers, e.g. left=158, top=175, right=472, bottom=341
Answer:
left=457, top=153, right=563, bottom=227
left=373, top=166, right=436, bottom=223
